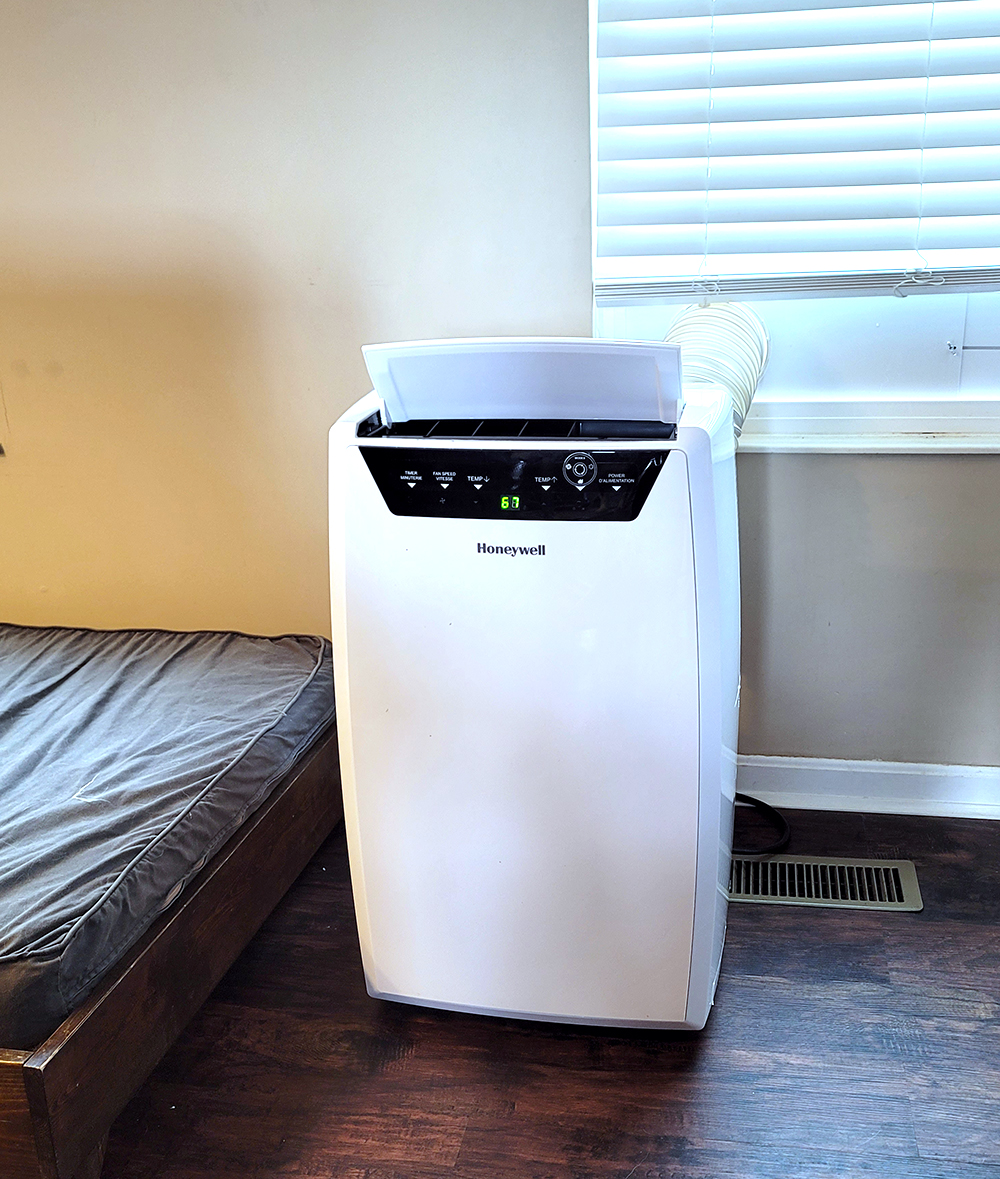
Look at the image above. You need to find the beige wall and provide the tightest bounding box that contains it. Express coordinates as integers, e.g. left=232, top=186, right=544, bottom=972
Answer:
left=0, top=0, right=592, bottom=637
left=5, top=3, right=997, bottom=771
left=738, top=452, right=1000, bottom=767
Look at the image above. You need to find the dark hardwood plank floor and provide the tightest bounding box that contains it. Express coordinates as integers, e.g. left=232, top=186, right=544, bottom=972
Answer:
left=102, top=807, right=1000, bottom=1179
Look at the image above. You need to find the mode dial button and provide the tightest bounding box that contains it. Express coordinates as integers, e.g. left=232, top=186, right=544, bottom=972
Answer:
left=562, top=451, right=597, bottom=489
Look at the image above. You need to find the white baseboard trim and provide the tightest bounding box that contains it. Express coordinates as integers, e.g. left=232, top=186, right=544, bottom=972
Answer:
left=736, top=755, right=1000, bottom=821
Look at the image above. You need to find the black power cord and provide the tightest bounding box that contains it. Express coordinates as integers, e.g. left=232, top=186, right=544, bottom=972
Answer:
left=732, top=792, right=791, bottom=857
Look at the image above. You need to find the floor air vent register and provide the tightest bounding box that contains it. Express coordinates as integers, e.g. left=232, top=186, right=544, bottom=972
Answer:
left=729, top=856, right=923, bottom=912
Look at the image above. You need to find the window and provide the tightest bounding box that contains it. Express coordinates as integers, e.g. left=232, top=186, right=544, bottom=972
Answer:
left=592, top=0, right=1000, bottom=449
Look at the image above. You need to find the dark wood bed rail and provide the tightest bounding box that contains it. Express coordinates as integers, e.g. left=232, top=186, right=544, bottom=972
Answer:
left=0, top=723, right=343, bottom=1179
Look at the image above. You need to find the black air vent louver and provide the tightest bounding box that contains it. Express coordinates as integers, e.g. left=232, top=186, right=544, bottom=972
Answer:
left=356, top=415, right=677, bottom=441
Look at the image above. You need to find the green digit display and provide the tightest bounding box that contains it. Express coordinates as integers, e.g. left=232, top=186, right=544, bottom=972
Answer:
left=501, top=496, right=520, bottom=510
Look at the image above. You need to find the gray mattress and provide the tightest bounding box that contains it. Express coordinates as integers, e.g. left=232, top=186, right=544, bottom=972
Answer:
left=0, top=624, right=336, bottom=1049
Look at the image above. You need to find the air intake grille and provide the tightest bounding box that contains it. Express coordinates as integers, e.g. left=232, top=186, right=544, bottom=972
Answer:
left=729, top=856, right=922, bottom=912
left=355, top=413, right=677, bottom=441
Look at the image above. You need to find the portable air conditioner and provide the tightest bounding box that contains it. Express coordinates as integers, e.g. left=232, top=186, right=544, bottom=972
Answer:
left=329, top=338, right=739, bottom=1029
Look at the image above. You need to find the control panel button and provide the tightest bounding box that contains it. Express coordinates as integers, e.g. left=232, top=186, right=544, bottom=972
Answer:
left=562, top=451, right=597, bottom=489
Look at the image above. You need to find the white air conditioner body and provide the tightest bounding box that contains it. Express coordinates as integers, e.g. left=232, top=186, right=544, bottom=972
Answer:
left=329, top=338, right=738, bottom=1029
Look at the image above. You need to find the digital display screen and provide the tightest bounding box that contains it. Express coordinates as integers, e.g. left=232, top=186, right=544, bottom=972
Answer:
left=501, top=496, right=520, bottom=510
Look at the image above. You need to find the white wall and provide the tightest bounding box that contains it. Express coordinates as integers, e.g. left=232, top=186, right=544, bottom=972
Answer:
left=738, top=451, right=1000, bottom=768
left=0, top=0, right=592, bottom=637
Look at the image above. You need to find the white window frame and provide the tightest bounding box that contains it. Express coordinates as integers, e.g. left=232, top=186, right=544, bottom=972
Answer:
left=735, top=395, right=1000, bottom=451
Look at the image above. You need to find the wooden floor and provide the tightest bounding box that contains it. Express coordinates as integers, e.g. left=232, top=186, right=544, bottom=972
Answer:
left=102, top=808, right=1000, bottom=1179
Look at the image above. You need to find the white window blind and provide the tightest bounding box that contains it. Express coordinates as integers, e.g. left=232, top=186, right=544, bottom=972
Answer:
left=594, top=0, right=1000, bottom=301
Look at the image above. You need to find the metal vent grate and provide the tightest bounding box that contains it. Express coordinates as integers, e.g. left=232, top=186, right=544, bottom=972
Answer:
left=729, top=856, right=923, bottom=911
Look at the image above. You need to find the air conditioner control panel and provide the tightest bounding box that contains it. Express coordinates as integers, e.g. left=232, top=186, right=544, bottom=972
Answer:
left=360, top=446, right=670, bottom=521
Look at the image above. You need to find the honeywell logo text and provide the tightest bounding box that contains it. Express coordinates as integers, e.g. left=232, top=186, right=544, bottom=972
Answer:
left=477, top=543, right=546, bottom=557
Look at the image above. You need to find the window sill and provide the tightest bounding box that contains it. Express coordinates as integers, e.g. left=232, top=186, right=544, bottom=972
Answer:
left=737, top=398, right=1000, bottom=454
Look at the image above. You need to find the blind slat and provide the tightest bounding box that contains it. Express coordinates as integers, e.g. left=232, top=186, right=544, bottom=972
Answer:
left=599, top=180, right=1000, bottom=224
left=599, top=111, right=1000, bottom=159
left=600, top=74, right=1000, bottom=126
left=595, top=248, right=1000, bottom=280
left=598, top=38, right=1000, bottom=91
left=601, top=0, right=949, bottom=21
left=599, top=7, right=938, bottom=56
left=599, top=2, right=1000, bottom=56
left=600, top=146, right=1000, bottom=190
left=600, top=215, right=1000, bottom=256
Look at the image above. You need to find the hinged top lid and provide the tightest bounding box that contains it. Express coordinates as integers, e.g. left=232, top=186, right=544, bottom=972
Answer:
left=362, top=337, right=684, bottom=425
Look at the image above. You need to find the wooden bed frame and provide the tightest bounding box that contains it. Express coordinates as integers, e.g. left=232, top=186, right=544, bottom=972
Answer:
left=0, top=723, right=343, bottom=1179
